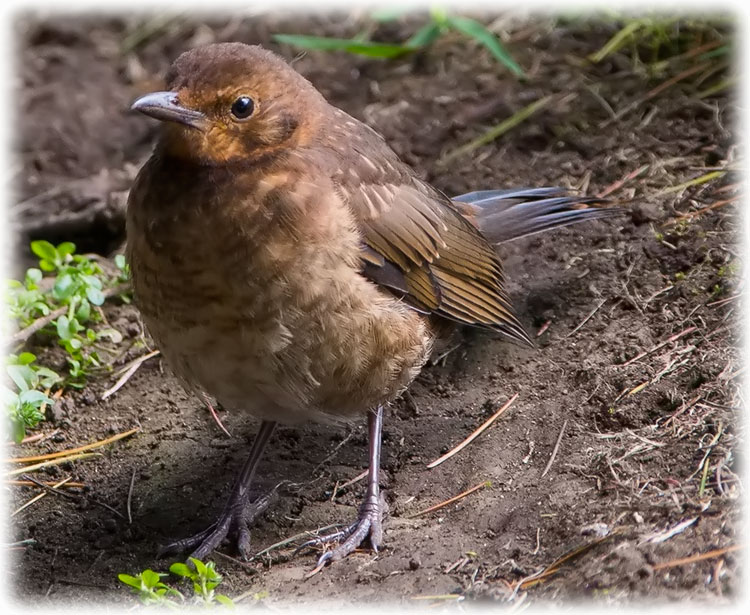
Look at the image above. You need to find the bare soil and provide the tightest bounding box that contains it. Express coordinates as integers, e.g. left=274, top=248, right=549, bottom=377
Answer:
left=8, top=11, right=741, bottom=610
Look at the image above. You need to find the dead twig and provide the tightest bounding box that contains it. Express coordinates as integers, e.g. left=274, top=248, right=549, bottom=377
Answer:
left=652, top=544, right=741, bottom=571
left=407, top=480, right=490, bottom=518
left=541, top=419, right=568, bottom=478
left=620, top=326, right=697, bottom=367
left=566, top=299, right=606, bottom=337
left=7, top=427, right=139, bottom=464
left=427, top=393, right=519, bottom=468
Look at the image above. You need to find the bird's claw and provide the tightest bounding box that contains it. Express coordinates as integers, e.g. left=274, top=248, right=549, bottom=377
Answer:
left=302, top=492, right=385, bottom=569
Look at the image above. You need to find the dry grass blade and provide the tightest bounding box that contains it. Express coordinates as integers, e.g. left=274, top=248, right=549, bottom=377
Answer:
left=541, top=419, right=568, bottom=477
left=8, top=480, right=84, bottom=488
left=566, top=299, right=606, bottom=337
left=652, top=545, right=741, bottom=571
left=665, top=195, right=740, bottom=224
left=6, top=452, right=101, bottom=476
left=7, top=427, right=139, bottom=464
left=620, top=326, right=697, bottom=367
left=440, top=96, right=552, bottom=164
left=597, top=164, right=650, bottom=198
left=12, top=477, right=72, bottom=517
left=519, top=531, right=617, bottom=589
left=645, top=61, right=713, bottom=101
left=427, top=393, right=519, bottom=468
left=407, top=480, right=490, bottom=518
left=101, top=350, right=160, bottom=400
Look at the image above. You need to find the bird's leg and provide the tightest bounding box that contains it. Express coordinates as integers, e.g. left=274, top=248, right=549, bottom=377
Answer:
left=159, top=420, right=277, bottom=561
left=300, top=405, right=385, bottom=567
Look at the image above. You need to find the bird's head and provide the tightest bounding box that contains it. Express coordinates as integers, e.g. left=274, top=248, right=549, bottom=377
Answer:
left=131, top=43, right=325, bottom=165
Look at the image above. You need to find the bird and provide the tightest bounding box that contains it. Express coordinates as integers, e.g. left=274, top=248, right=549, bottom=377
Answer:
left=127, top=42, right=621, bottom=568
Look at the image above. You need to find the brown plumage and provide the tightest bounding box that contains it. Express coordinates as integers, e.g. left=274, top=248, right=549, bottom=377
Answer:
left=127, top=42, right=621, bottom=565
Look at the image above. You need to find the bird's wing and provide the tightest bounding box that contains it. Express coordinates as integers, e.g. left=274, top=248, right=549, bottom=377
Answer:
left=336, top=163, right=531, bottom=345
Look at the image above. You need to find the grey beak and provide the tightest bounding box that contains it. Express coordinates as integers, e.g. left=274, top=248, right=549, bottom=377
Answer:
left=131, top=91, right=208, bottom=130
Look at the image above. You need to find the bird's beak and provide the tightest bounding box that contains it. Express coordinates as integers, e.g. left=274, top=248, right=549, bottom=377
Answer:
left=131, top=91, right=208, bottom=130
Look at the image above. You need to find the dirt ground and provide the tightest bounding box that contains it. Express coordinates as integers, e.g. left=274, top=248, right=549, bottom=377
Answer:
left=7, top=11, right=741, bottom=610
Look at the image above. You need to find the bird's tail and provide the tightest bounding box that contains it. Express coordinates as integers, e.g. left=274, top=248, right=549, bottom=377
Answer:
left=452, top=187, right=622, bottom=244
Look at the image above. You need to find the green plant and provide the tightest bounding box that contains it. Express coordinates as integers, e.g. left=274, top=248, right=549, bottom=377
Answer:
left=274, top=8, right=524, bottom=77
left=6, top=241, right=127, bottom=386
left=3, top=352, right=62, bottom=442
left=118, top=558, right=234, bottom=608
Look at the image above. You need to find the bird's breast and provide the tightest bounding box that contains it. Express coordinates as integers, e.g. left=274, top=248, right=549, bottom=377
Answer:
left=126, top=157, right=432, bottom=423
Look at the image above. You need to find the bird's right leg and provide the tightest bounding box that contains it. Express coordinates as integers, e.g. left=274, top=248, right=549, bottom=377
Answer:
left=159, top=420, right=277, bottom=561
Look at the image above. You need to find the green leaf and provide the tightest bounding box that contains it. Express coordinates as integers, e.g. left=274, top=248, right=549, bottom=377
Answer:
left=405, top=22, right=443, bottom=48
left=39, top=259, right=56, bottom=272
left=76, top=298, right=91, bottom=322
left=169, top=562, right=192, bottom=578
left=19, top=390, right=53, bottom=406
left=6, top=365, right=33, bottom=391
left=30, top=240, right=58, bottom=263
left=16, top=352, right=37, bottom=365
left=118, top=573, right=143, bottom=590
left=25, top=268, right=43, bottom=285
left=56, top=241, right=76, bottom=257
left=12, top=417, right=26, bottom=443
left=141, top=569, right=165, bottom=589
left=36, top=367, right=62, bottom=388
left=114, top=254, right=127, bottom=270
left=86, top=286, right=105, bottom=306
left=215, top=594, right=235, bottom=607
left=97, top=327, right=123, bottom=344
left=273, top=34, right=414, bottom=58
left=53, top=274, right=76, bottom=301
left=443, top=16, right=525, bottom=77
left=56, top=315, right=72, bottom=340
left=189, top=557, right=208, bottom=577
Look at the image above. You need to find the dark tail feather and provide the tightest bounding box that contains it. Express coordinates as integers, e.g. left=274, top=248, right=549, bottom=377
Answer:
left=453, top=187, right=623, bottom=244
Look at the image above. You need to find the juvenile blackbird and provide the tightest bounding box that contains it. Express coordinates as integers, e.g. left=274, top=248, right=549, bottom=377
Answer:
left=127, top=42, right=620, bottom=566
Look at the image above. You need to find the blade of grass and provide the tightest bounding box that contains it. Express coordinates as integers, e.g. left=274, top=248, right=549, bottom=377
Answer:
left=440, top=95, right=552, bottom=164
left=405, top=22, right=443, bottom=48
left=588, top=20, right=646, bottom=63
left=443, top=15, right=524, bottom=77
left=273, top=34, right=414, bottom=59
left=659, top=170, right=725, bottom=195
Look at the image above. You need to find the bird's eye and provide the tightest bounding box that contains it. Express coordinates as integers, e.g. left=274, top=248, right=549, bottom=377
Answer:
left=230, top=96, right=255, bottom=120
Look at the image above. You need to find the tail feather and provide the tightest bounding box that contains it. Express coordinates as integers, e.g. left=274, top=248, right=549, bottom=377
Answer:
left=453, top=187, right=623, bottom=244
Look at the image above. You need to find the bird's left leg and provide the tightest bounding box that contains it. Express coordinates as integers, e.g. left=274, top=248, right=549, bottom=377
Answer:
left=300, top=405, right=385, bottom=566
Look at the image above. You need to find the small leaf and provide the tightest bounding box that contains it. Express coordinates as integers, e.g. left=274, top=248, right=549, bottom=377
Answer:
left=12, top=417, right=26, bottom=443
left=36, top=367, right=62, bottom=388
left=16, top=352, right=37, bottom=365
left=86, top=286, right=105, bottom=306
left=189, top=557, right=208, bottom=577
left=169, top=562, right=192, bottom=578
left=215, top=594, right=235, bottom=607
left=76, top=298, right=91, bottom=322
left=39, top=259, right=56, bottom=272
left=56, top=241, right=76, bottom=257
left=273, top=34, right=414, bottom=58
left=53, top=274, right=76, bottom=301
left=25, top=268, right=43, bottom=285
left=97, top=327, right=123, bottom=344
left=141, top=569, right=165, bottom=589
left=6, top=365, right=33, bottom=391
left=405, top=22, right=443, bottom=48
left=443, top=16, right=524, bottom=77
left=30, top=240, right=58, bottom=263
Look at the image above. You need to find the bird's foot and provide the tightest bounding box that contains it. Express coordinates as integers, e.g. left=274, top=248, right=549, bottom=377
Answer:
left=299, top=492, right=385, bottom=567
left=159, top=485, right=279, bottom=561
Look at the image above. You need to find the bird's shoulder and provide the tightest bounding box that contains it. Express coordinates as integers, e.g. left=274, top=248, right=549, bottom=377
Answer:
left=302, top=109, right=530, bottom=344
